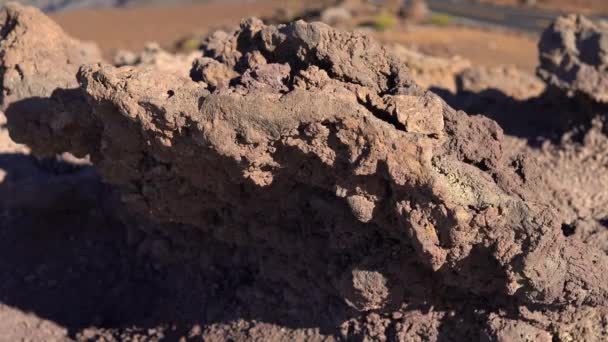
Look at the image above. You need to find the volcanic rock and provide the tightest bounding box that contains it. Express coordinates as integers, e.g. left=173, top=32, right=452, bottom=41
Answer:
left=538, top=14, right=608, bottom=103
left=3, top=5, right=608, bottom=340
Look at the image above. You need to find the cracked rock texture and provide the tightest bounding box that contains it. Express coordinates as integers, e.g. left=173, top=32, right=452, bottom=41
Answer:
left=538, top=14, right=608, bottom=103
left=3, top=4, right=608, bottom=341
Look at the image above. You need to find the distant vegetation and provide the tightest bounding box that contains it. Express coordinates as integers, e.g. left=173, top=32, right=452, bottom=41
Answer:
left=372, top=12, right=398, bottom=31
left=429, top=13, right=452, bottom=26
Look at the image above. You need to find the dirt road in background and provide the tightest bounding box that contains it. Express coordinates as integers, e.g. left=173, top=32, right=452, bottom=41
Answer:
left=51, top=0, right=287, bottom=58
left=51, top=1, right=540, bottom=71
left=378, top=26, right=538, bottom=72
left=476, top=0, right=608, bottom=15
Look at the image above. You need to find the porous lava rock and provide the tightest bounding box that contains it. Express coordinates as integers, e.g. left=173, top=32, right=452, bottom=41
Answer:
left=0, top=2, right=102, bottom=158
left=538, top=14, right=608, bottom=103
left=0, top=2, right=101, bottom=107
left=3, top=4, right=608, bottom=340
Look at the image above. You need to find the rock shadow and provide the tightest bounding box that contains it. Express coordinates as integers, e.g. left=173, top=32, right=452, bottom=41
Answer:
left=432, top=86, right=607, bottom=146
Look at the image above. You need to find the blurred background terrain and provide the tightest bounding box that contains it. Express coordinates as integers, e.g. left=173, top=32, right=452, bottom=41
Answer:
left=0, top=0, right=600, bottom=74
left=0, top=0, right=596, bottom=73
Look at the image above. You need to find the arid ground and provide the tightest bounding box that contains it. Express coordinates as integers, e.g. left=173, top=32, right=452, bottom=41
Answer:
left=49, top=1, right=540, bottom=71
left=2, top=1, right=608, bottom=341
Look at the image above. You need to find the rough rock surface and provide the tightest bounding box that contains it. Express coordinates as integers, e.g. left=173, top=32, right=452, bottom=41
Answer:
left=538, top=14, right=608, bottom=103
left=0, top=2, right=101, bottom=211
left=0, top=1, right=102, bottom=160
left=0, top=2, right=101, bottom=107
left=502, top=123, right=608, bottom=254
left=434, top=15, right=608, bottom=284
left=3, top=4, right=608, bottom=341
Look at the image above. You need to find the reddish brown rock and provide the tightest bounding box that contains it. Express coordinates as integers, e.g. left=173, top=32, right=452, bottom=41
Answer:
left=0, top=2, right=100, bottom=107
left=2, top=5, right=608, bottom=341
left=538, top=14, right=608, bottom=103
